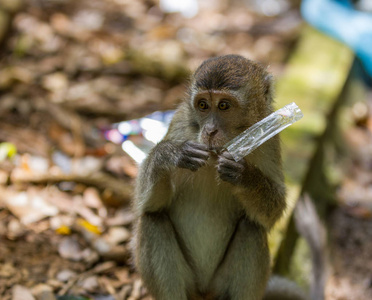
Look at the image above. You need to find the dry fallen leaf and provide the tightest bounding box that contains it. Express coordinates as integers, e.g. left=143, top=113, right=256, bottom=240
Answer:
left=4, top=188, right=59, bottom=225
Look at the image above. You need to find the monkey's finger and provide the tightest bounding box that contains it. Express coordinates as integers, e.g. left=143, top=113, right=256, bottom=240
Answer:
left=184, top=142, right=210, bottom=157
left=218, top=157, right=245, bottom=172
left=220, top=151, right=235, bottom=161
left=219, top=172, right=240, bottom=185
left=185, top=141, right=209, bottom=151
left=183, top=144, right=210, bottom=160
left=189, top=157, right=208, bottom=168
left=217, top=168, right=244, bottom=186
left=179, top=157, right=207, bottom=171
left=184, top=149, right=210, bottom=160
left=220, top=151, right=246, bottom=165
left=217, top=165, right=242, bottom=177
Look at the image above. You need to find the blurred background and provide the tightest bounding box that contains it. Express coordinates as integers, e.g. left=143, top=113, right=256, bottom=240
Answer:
left=0, top=0, right=372, bottom=299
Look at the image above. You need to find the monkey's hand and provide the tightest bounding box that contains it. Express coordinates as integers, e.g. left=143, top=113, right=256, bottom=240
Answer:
left=217, top=152, right=247, bottom=185
left=176, top=141, right=210, bottom=172
left=218, top=151, right=286, bottom=230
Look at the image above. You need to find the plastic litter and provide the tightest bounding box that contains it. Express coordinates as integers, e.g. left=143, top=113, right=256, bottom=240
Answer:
left=104, top=110, right=175, bottom=164
left=223, top=102, right=303, bottom=162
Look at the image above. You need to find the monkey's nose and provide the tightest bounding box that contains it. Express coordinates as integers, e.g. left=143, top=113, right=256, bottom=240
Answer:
left=208, top=129, right=218, bottom=137
left=205, top=124, right=218, bottom=136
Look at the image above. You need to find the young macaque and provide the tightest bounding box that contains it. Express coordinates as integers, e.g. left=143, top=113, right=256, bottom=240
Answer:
left=132, top=55, right=303, bottom=299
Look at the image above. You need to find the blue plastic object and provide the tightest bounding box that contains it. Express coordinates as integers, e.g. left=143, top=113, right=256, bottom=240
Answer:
left=301, top=0, right=372, bottom=77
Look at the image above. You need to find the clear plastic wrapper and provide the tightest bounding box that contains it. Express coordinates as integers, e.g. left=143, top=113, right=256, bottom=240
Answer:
left=224, top=102, right=303, bottom=161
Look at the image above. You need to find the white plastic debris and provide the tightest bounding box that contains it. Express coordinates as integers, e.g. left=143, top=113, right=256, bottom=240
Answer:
left=224, top=102, right=303, bottom=161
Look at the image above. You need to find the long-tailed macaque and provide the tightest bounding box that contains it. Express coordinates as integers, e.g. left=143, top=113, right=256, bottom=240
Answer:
left=132, top=55, right=308, bottom=300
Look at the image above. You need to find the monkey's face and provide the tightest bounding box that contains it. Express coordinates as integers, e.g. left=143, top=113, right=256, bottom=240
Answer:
left=189, top=55, right=274, bottom=152
left=192, top=90, right=253, bottom=152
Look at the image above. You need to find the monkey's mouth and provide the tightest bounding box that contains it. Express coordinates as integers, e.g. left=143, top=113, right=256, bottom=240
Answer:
left=207, top=142, right=223, bottom=154
left=209, top=147, right=223, bottom=156
left=200, top=133, right=225, bottom=154
left=207, top=147, right=217, bottom=155
left=206, top=136, right=225, bottom=154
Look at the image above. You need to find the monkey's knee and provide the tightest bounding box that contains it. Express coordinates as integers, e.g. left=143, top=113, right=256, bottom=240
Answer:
left=140, top=211, right=169, bottom=226
left=232, top=218, right=270, bottom=261
left=134, top=211, right=181, bottom=271
left=209, top=219, right=270, bottom=300
left=133, top=212, right=167, bottom=264
left=133, top=212, right=196, bottom=300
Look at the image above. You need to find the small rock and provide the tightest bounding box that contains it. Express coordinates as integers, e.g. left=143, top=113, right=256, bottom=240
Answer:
left=12, top=285, right=35, bottom=300
left=0, top=262, right=16, bottom=278
left=92, top=237, right=111, bottom=254
left=104, top=227, right=131, bottom=245
left=56, top=269, right=77, bottom=282
left=58, top=236, right=83, bottom=261
left=83, top=187, right=103, bottom=209
left=41, top=72, right=68, bottom=92
left=7, top=218, right=25, bottom=239
left=81, top=248, right=100, bottom=265
left=80, top=275, right=99, bottom=292
left=73, top=10, right=104, bottom=31
left=32, top=284, right=56, bottom=300
left=71, top=156, right=103, bottom=175
left=106, top=208, right=135, bottom=227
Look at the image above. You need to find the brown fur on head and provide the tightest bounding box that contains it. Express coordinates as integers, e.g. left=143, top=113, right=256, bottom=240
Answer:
left=187, top=54, right=274, bottom=150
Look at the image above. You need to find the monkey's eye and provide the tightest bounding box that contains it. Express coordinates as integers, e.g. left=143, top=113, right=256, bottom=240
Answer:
left=218, top=101, right=230, bottom=110
left=198, top=100, right=209, bottom=111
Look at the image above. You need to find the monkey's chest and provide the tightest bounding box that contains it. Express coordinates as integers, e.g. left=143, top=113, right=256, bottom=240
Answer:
left=168, top=168, right=242, bottom=289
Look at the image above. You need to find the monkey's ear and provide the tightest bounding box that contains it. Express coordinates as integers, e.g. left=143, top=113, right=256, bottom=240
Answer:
left=263, top=74, right=274, bottom=103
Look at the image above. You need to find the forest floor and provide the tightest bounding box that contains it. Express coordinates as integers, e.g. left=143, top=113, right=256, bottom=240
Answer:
left=1, top=1, right=372, bottom=300
left=325, top=94, right=372, bottom=300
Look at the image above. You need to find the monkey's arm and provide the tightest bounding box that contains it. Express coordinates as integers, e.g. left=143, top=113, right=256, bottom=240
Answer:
left=238, top=162, right=286, bottom=230
left=217, top=141, right=286, bottom=230
left=135, top=141, right=177, bottom=214
left=135, top=140, right=209, bottom=214
left=135, top=131, right=209, bottom=216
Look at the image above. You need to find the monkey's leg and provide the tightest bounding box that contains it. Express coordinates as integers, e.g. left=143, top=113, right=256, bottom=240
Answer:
left=208, top=218, right=270, bottom=300
left=135, top=212, right=197, bottom=300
